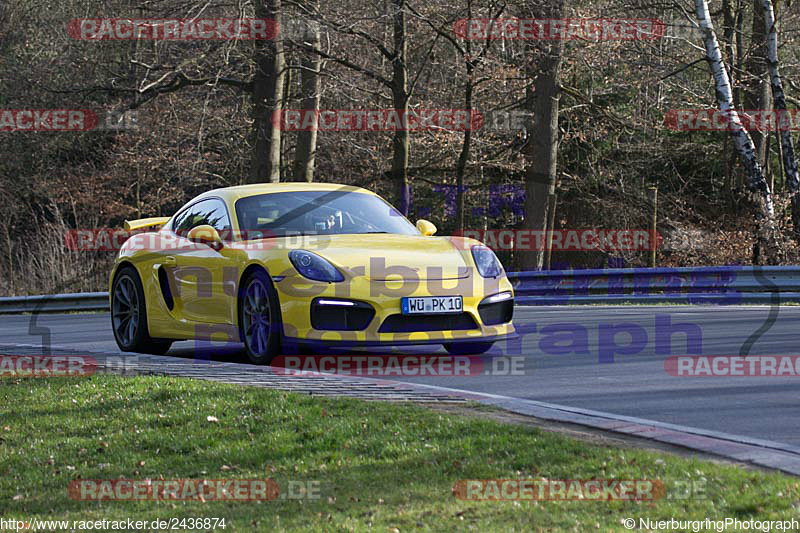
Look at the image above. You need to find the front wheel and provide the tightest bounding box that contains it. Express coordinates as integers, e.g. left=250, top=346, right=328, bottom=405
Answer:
left=238, top=269, right=282, bottom=364
left=442, top=341, right=494, bottom=355
left=111, top=265, right=173, bottom=355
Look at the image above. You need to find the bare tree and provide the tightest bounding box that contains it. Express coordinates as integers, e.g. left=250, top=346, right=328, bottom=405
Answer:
left=250, top=0, right=286, bottom=183
left=695, top=0, right=782, bottom=262
left=745, top=0, right=770, bottom=169
left=288, top=0, right=440, bottom=213
left=409, top=0, right=505, bottom=230
left=520, top=0, right=565, bottom=270
left=291, top=1, right=323, bottom=182
left=762, top=0, right=800, bottom=239
left=390, top=0, right=411, bottom=213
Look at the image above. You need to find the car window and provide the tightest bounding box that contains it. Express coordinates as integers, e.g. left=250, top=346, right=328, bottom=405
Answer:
left=235, top=191, right=418, bottom=238
left=173, top=198, right=231, bottom=236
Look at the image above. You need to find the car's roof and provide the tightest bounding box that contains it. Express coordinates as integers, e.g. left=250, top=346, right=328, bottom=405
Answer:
left=193, top=182, right=378, bottom=204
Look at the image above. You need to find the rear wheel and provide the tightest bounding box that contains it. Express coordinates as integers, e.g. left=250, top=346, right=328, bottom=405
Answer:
left=238, top=269, right=282, bottom=364
left=442, top=341, right=493, bottom=355
left=111, top=265, right=173, bottom=355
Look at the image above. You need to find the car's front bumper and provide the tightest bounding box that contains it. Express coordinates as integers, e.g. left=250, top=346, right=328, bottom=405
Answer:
left=273, top=271, right=515, bottom=345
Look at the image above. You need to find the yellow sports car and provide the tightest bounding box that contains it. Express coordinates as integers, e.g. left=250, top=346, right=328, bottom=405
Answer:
left=110, top=183, right=515, bottom=363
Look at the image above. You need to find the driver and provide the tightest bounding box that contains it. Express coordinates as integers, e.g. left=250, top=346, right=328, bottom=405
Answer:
left=313, top=210, right=343, bottom=233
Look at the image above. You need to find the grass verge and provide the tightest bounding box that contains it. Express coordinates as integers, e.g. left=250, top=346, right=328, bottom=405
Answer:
left=1, top=375, right=798, bottom=531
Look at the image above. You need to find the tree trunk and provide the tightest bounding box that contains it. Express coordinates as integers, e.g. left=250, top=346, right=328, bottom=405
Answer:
left=391, top=0, right=410, bottom=215
left=695, top=0, right=782, bottom=262
left=745, top=0, right=769, bottom=168
left=455, top=55, right=473, bottom=231
left=696, top=0, right=773, bottom=215
left=453, top=0, right=476, bottom=232
left=722, top=0, right=736, bottom=68
left=734, top=5, right=746, bottom=191
left=292, top=4, right=322, bottom=183
left=762, top=0, right=800, bottom=239
left=722, top=0, right=738, bottom=206
left=250, top=0, right=285, bottom=184
left=520, top=0, right=564, bottom=270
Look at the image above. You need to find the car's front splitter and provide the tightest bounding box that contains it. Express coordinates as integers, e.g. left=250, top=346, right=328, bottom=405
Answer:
left=281, top=331, right=517, bottom=351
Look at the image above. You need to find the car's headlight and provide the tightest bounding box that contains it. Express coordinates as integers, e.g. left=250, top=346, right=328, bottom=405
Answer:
left=289, top=249, right=345, bottom=282
left=471, top=245, right=503, bottom=278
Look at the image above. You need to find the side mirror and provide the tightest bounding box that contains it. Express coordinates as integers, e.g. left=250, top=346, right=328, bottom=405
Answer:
left=416, top=219, right=437, bottom=236
left=187, top=225, right=224, bottom=250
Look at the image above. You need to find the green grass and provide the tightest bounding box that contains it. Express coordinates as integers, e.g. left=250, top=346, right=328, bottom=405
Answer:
left=1, top=375, right=798, bottom=532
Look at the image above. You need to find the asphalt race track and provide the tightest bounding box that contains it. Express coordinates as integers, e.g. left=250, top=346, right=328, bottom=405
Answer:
left=2, top=305, right=799, bottom=446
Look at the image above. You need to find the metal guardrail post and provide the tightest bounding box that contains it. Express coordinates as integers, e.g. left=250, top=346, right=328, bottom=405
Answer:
left=649, top=187, right=658, bottom=268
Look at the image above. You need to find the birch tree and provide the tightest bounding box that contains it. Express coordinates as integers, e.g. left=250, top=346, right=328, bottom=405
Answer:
left=696, top=0, right=772, bottom=214
left=762, top=0, right=800, bottom=239
left=695, top=0, right=784, bottom=262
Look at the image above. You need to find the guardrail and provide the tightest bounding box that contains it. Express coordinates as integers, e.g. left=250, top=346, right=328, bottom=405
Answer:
left=509, top=265, right=800, bottom=305
left=0, top=292, right=109, bottom=314
left=1, top=265, right=798, bottom=313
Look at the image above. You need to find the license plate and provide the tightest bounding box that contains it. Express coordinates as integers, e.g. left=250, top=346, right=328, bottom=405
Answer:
left=402, top=296, right=463, bottom=315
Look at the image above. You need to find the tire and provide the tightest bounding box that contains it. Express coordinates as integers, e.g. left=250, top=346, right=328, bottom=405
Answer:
left=111, top=265, right=173, bottom=355
left=443, top=341, right=494, bottom=355
left=238, top=268, right=282, bottom=364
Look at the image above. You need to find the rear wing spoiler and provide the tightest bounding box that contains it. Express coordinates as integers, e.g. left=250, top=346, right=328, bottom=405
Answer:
left=123, top=217, right=171, bottom=232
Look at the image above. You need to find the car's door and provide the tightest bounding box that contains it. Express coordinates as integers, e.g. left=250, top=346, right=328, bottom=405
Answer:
left=170, top=198, right=238, bottom=325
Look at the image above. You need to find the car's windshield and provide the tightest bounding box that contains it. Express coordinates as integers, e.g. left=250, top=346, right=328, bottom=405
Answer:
left=234, top=190, right=418, bottom=239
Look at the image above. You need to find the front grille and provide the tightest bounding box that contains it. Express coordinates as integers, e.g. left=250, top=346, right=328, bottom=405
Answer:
left=311, top=299, right=375, bottom=331
left=478, top=299, right=514, bottom=326
left=378, top=313, right=478, bottom=333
